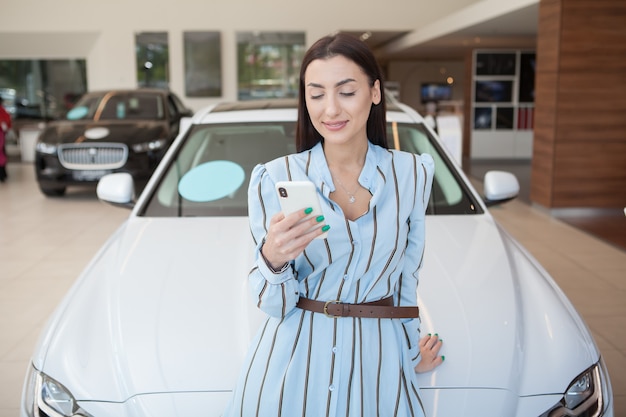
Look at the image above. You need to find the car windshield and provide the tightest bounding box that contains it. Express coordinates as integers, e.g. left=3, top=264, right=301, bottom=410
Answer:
left=140, top=121, right=481, bottom=217
left=66, top=92, right=165, bottom=121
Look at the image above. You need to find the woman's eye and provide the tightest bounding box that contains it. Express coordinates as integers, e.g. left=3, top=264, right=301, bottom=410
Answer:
left=340, top=91, right=356, bottom=97
left=310, top=93, right=323, bottom=100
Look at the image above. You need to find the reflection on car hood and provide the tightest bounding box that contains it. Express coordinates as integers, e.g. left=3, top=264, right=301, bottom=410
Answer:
left=416, top=216, right=597, bottom=399
left=40, top=120, right=168, bottom=145
left=36, top=215, right=598, bottom=406
left=37, top=217, right=260, bottom=404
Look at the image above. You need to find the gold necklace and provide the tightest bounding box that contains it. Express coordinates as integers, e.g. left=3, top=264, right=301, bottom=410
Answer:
left=332, top=174, right=359, bottom=203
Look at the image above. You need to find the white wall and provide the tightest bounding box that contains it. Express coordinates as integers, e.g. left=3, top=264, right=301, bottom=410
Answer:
left=1, top=0, right=481, bottom=112
left=471, top=131, right=533, bottom=159
left=387, top=60, right=466, bottom=114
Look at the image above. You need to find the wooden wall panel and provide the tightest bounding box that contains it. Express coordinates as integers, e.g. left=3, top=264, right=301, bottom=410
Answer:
left=530, top=138, right=555, bottom=205
left=531, top=0, right=626, bottom=209
left=531, top=0, right=560, bottom=207
left=535, top=0, right=561, bottom=73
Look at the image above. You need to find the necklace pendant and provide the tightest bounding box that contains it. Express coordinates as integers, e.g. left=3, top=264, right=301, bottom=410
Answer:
left=348, top=195, right=356, bottom=203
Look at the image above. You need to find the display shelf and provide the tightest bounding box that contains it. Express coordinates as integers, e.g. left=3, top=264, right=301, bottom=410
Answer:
left=471, top=50, right=535, bottom=159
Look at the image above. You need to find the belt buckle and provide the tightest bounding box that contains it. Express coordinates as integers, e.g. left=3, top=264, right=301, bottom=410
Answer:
left=323, top=300, right=342, bottom=318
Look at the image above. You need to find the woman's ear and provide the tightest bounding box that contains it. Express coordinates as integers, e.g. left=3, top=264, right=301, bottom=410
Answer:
left=372, top=80, right=382, bottom=105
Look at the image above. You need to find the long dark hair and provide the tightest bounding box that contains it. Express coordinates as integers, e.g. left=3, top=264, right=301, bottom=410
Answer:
left=295, top=33, right=388, bottom=152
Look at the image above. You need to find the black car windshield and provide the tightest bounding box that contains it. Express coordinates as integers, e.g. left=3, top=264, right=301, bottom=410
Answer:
left=66, top=92, right=165, bottom=121
left=140, top=121, right=481, bottom=217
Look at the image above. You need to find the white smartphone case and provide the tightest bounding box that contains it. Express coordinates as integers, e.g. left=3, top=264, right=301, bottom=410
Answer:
left=275, top=181, right=328, bottom=239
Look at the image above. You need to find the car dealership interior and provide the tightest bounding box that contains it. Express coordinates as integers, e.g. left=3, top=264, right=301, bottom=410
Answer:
left=1, top=0, right=625, bottom=416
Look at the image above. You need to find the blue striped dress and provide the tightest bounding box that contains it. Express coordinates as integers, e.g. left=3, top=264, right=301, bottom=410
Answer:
left=223, top=141, right=434, bottom=417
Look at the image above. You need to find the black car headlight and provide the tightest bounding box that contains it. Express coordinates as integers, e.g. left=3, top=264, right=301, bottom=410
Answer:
left=35, top=142, right=58, bottom=155
left=22, top=364, right=93, bottom=417
left=131, top=138, right=168, bottom=153
left=541, top=360, right=612, bottom=417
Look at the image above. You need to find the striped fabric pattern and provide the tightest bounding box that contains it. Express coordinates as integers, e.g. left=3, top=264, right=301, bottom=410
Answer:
left=224, top=142, right=434, bottom=417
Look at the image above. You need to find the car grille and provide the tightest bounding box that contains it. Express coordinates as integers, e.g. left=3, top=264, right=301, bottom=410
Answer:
left=58, top=143, right=128, bottom=170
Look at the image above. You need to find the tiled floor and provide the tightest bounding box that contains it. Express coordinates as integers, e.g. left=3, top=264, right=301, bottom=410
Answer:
left=466, top=158, right=626, bottom=252
left=1, top=161, right=625, bottom=417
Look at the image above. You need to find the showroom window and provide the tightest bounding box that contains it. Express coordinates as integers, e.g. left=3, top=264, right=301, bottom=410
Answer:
left=135, top=32, right=169, bottom=89
left=236, top=31, right=305, bottom=100
left=184, top=31, right=222, bottom=97
left=0, top=59, right=87, bottom=121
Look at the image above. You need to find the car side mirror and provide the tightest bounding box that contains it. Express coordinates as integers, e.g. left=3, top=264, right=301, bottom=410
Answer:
left=483, top=170, right=519, bottom=206
left=97, top=173, right=135, bottom=209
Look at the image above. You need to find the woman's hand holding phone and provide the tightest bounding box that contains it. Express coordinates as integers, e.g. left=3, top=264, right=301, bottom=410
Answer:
left=261, top=181, right=330, bottom=270
left=261, top=209, right=327, bottom=269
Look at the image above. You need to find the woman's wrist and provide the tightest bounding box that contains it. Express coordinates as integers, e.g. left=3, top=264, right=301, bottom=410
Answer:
left=260, top=242, right=289, bottom=274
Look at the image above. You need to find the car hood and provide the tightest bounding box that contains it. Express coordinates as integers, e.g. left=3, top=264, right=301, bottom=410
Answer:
left=39, top=120, right=169, bottom=145
left=35, top=214, right=598, bottom=405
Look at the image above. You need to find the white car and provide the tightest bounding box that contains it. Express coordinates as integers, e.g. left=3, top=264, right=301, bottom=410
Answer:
left=21, top=99, right=613, bottom=417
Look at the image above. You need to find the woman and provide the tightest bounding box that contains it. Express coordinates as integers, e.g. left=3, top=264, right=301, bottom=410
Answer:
left=224, top=33, right=442, bottom=417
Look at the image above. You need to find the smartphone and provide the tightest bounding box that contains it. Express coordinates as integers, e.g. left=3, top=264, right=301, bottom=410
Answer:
left=275, top=181, right=328, bottom=239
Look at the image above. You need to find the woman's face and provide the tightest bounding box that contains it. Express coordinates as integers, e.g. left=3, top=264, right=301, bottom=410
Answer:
left=304, top=55, right=381, bottom=147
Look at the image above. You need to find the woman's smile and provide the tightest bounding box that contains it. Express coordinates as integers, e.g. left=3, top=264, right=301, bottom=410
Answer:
left=322, top=120, right=348, bottom=131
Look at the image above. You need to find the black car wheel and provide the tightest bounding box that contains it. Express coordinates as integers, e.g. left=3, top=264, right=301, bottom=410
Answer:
left=39, top=185, right=66, bottom=197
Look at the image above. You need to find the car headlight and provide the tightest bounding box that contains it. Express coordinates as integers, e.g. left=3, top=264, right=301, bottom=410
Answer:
left=22, top=364, right=93, bottom=417
left=541, top=360, right=612, bottom=417
left=35, top=142, right=57, bottom=154
left=132, top=138, right=168, bottom=153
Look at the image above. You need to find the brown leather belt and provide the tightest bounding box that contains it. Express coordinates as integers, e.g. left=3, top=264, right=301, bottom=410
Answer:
left=296, top=296, right=419, bottom=319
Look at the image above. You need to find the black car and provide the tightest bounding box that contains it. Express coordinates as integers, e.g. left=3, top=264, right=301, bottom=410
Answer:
left=34, top=88, right=193, bottom=196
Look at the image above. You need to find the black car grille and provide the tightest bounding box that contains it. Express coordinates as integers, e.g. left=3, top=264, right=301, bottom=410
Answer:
left=58, top=143, right=128, bottom=169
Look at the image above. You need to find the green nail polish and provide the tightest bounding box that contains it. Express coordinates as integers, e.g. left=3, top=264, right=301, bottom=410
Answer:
left=304, top=207, right=313, bottom=214
left=322, top=225, right=330, bottom=232
left=316, top=215, right=325, bottom=222
left=441, top=355, right=445, bottom=361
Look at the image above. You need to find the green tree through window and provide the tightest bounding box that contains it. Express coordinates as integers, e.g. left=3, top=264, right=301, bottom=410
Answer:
left=236, top=32, right=305, bottom=100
